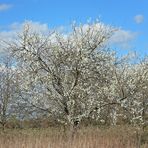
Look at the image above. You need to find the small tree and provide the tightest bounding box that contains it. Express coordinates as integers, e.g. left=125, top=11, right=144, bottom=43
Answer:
left=0, top=55, right=17, bottom=129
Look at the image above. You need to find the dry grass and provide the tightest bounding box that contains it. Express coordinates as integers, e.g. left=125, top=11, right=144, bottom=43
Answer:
left=0, top=126, right=147, bottom=148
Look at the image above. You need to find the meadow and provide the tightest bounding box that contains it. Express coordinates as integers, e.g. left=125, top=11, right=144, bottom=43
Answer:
left=0, top=126, right=147, bottom=148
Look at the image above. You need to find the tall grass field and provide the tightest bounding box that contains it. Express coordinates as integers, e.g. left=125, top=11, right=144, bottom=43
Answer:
left=0, top=126, right=147, bottom=148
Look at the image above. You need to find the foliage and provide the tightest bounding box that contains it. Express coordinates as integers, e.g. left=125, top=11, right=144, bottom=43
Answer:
left=0, top=21, right=147, bottom=129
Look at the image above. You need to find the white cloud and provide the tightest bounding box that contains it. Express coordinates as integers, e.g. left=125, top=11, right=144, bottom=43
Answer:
left=110, top=29, right=138, bottom=49
left=0, top=4, right=12, bottom=11
left=0, top=21, right=138, bottom=54
left=9, top=21, right=49, bottom=33
left=111, top=30, right=137, bottom=43
left=0, top=21, right=50, bottom=40
left=0, top=21, right=50, bottom=54
left=134, top=15, right=144, bottom=24
left=23, top=21, right=49, bottom=34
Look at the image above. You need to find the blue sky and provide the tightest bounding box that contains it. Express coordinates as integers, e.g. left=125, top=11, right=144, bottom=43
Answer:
left=0, top=0, right=148, bottom=56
